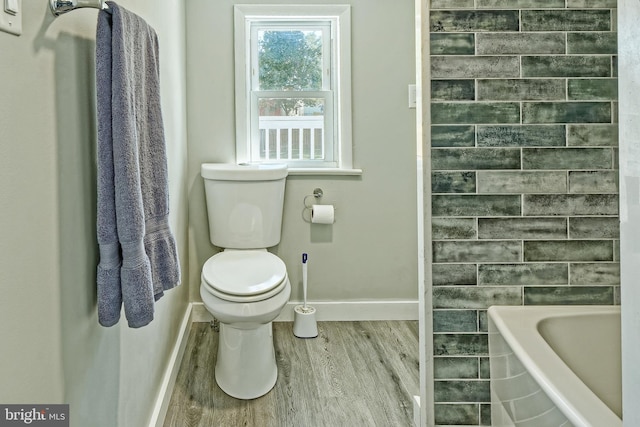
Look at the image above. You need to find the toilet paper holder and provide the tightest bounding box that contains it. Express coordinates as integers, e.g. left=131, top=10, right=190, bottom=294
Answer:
left=303, top=188, right=324, bottom=208
left=302, top=188, right=336, bottom=223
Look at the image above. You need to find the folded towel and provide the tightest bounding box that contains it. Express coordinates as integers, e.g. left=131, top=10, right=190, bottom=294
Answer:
left=96, top=2, right=180, bottom=328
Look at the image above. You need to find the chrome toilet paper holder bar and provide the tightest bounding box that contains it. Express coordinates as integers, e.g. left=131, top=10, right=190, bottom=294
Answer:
left=303, top=188, right=323, bottom=208
left=302, top=188, right=336, bottom=224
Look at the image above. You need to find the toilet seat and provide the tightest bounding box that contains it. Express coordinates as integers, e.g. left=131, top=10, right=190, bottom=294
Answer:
left=202, top=250, right=288, bottom=303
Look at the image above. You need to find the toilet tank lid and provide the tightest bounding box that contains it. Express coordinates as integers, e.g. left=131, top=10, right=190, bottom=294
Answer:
left=201, top=163, right=288, bottom=181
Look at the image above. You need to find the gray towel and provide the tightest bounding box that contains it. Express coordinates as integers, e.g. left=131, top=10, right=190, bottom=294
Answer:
left=96, top=2, right=180, bottom=328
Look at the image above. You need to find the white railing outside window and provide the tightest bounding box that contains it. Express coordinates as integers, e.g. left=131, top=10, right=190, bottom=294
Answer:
left=258, top=116, right=324, bottom=161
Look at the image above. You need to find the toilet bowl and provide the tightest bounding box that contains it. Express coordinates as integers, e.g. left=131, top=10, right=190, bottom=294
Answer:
left=200, top=163, right=289, bottom=399
left=200, top=250, right=290, bottom=399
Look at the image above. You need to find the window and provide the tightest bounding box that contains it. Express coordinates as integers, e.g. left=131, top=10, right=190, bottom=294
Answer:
left=234, top=5, right=353, bottom=171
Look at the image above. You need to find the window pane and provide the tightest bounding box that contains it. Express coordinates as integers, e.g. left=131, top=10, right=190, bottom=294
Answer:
left=257, top=97, right=325, bottom=161
left=258, top=29, right=323, bottom=91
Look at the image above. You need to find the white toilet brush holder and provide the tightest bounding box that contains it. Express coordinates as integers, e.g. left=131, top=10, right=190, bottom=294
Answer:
left=293, top=253, right=318, bottom=338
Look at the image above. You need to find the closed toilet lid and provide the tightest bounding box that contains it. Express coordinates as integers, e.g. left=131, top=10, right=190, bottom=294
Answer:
left=202, top=250, right=287, bottom=296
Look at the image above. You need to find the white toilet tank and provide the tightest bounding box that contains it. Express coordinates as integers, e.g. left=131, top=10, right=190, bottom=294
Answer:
left=201, top=163, right=288, bottom=249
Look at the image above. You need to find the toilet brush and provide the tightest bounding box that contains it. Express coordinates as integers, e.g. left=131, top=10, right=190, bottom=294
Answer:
left=293, top=253, right=318, bottom=338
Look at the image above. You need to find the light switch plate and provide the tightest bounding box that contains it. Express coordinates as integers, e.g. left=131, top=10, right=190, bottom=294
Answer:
left=408, top=84, right=417, bottom=109
left=0, top=0, right=21, bottom=36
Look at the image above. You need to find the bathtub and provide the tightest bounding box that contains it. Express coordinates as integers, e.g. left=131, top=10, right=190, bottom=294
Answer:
left=488, top=305, right=621, bottom=427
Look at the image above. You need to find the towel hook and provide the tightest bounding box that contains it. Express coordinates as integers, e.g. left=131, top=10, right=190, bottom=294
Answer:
left=50, top=0, right=108, bottom=17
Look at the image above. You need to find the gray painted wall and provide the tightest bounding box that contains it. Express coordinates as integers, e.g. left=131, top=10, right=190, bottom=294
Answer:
left=185, top=0, right=418, bottom=305
left=0, top=1, right=189, bottom=426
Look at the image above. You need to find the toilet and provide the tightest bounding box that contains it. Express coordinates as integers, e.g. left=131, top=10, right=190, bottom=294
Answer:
left=199, top=163, right=291, bottom=400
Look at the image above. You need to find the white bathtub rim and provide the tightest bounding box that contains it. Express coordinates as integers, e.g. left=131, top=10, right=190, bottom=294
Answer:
left=488, top=305, right=622, bottom=427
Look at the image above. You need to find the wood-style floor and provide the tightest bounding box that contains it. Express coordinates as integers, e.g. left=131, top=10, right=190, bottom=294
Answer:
left=163, top=321, right=419, bottom=427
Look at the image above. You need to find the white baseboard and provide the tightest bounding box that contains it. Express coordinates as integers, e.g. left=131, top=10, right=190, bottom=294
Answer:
left=191, top=302, right=214, bottom=322
left=148, top=303, right=194, bottom=427
left=276, top=300, right=419, bottom=322
left=191, top=300, right=419, bottom=322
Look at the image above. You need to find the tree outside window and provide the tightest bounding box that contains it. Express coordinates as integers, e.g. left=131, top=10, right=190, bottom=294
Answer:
left=257, top=29, right=324, bottom=116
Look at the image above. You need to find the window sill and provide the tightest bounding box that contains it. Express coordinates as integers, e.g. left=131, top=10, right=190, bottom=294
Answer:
left=287, top=167, right=363, bottom=176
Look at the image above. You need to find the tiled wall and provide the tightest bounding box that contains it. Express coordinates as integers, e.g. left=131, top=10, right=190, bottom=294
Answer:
left=429, top=1, right=618, bottom=425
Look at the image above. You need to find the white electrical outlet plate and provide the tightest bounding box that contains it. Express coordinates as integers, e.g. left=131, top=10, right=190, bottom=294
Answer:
left=0, top=0, right=22, bottom=36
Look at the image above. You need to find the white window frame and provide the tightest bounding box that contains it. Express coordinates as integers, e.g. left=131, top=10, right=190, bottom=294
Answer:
left=234, top=4, right=354, bottom=172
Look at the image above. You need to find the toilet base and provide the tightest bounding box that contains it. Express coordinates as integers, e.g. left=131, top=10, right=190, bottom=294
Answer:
left=215, top=322, right=278, bottom=399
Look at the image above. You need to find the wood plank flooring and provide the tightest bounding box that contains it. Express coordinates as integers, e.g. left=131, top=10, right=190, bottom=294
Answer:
left=163, top=321, right=419, bottom=427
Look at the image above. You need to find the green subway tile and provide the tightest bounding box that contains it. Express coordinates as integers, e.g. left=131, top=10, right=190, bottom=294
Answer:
left=569, top=171, right=618, bottom=193
left=432, top=56, right=520, bottom=79
left=522, top=102, right=611, bottom=124
left=481, top=403, right=492, bottom=426
left=478, top=79, right=565, bottom=101
left=433, top=218, right=477, bottom=239
left=477, top=125, right=566, bottom=147
left=431, top=0, right=475, bottom=8
left=434, top=310, right=478, bottom=333
left=613, top=55, right=618, bottom=78
left=521, top=10, right=611, bottom=32
left=524, top=286, right=614, bottom=305
left=432, top=171, right=476, bottom=193
left=522, top=148, right=612, bottom=169
left=478, top=0, right=565, bottom=7
left=435, top=380, right=490, bottom=403
left=523, top=194, right=619, bottom=216
left=431, top=10, right=519, bottom=32
left=433, top=241, right=521, bottom=263
left=430, top=33, right=475, bottom=55
left=433, top=264, right=478, bottom=286
left=431, top=125, right=476, bottom=148
left=432, top=103, right=521, bottom=124
left=432, top=195, right=521, bottom=217
left=433, top=286, right=522, bottom=309
left=478, top=217, right=567, bottom=239
left=567, top=32, right=617, bottom=54
left=569, top=217, right=619, bottom=239
left=568, top=79, right=618, bottom=101
left=432, top=148, right=521, bottom=170
left=434, top=357, right=479, bottom=379
left=477, top=171, right=567, bottom=194
left=522, top=56, right=611, bottom=78
left=567, top=0, right=617, bottom=8
left=478, top=263, right=569, bottom=286
left=570, top=263, right=620, bottom=286
left=434, top=334, right=488, bottom=356
left=478, top=311, right=489, bottom=332
left=568, top=124, right=618, bottom=146
left=434, top=404, right=479, bottom=425
left=523, top=240, right=614, bottom=261
left=476, top=33, right=565, bottom=55
left=432, top=80, right=475, bottom=101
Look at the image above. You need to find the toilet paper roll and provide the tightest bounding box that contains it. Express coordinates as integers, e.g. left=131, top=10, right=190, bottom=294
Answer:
left=311, top=204, right=335, bottom=224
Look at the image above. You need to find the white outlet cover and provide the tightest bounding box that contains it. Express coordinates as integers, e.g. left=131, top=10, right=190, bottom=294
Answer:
left=0, top=0, right=22, bottom=36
